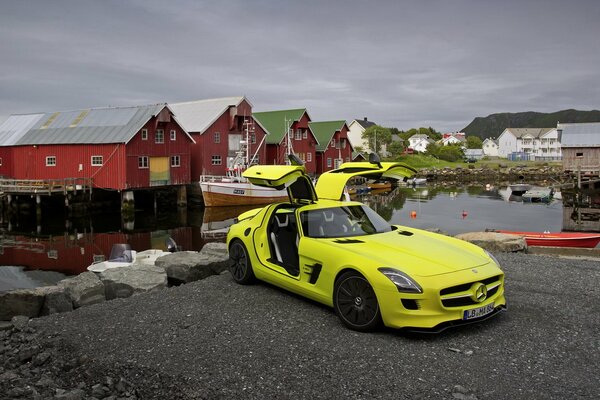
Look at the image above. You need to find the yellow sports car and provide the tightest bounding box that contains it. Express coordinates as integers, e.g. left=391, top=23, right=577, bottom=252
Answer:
left=227, top=155, right=506, bottom=332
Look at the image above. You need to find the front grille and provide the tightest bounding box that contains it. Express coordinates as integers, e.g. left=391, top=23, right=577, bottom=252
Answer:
left=439, top=275, right=502, bottom=308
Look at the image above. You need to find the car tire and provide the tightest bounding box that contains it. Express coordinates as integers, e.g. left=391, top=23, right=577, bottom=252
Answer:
left=333, top=271, right=382, bottom=332
left=229, top=239, right=255, bottom=285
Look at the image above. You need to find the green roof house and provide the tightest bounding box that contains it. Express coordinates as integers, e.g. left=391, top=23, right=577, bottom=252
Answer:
left=309, top=120, right=353, bottom=174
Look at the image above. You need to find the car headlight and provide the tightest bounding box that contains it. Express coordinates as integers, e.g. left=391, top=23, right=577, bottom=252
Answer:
left=485, top=250, right=500, bottom=266
left=378, top=267, right=423, bottom=293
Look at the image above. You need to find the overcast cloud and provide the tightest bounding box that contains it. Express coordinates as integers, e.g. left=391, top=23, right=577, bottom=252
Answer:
left=1, top=0, right=599, bottom=132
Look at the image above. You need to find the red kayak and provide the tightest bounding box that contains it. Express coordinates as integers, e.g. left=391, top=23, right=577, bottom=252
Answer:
left=495, top=230, right=600, bottom=248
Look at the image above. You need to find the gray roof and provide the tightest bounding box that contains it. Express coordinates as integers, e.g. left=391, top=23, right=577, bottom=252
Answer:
left=504, top=128, right=554, bottom=138
left=7, top=104, right=174, bottom=146
left=352, top=118, right=376, bottom=129
left=169, top=96, right=248, bottom=133
left=0, top=113, right=45, bottom=146
left=558, top=122, right=600, bottom=147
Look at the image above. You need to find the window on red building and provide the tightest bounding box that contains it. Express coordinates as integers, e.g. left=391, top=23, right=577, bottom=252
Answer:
left=91, top=156, right=103, bottom=166
left=46, top=156, right=56, bottom=166
left=141, top=129, right=148, bottom=140
left=214, top=132, right=220, bottom=143
left=327, top=158, right=332, bottom=167
left=307, top=152, right=312, bottom=162
left=156, top=129, right=164, bottom=144
left=138, top=156, right=148, bottom=168
left=212, top=155, right=222, bottom=165
left=171, top=155, right=180, bottom=167
left=170, top=130, right=176, bottom=141
left=295, top=130, right=302, bottom=140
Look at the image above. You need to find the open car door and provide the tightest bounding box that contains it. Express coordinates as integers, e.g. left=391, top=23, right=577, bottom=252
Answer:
left=315, top=158, right=417, bottom=201
left=243, top=164, right=318, bottom=204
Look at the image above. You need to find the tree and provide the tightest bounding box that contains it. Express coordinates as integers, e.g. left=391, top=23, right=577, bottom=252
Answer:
left=437, top=145, right=464, bottom=162
left=466, top=135, right=483, bottom=149
left=388, top=141, right=405, bottom=157
left=361, top=125, right=392, bottom=155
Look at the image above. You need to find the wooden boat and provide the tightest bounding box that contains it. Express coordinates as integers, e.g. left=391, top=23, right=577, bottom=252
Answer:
left=367, top=181, right=392, bottom=190
left=199, top=120, right=288, bottom=207
left=494, top=230, right=600, bottom=248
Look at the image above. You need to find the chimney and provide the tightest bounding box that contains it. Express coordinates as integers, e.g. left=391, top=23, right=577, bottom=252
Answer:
left=364, top=117, right=368, bottom=121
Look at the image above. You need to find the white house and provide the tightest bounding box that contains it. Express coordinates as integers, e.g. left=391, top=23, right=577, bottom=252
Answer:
left=440, top=135, right=465, bottom=146
left=347, top=117, right=376, bottom=150
left=408, top=134, right=433, bottom=153
left=497, top=128, right=561, bottom=160
left=482, top=138, right=499, bottom=157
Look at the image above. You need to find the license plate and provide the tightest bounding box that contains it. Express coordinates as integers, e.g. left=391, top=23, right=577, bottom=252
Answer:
left=463, top=303, right=495, bottom=320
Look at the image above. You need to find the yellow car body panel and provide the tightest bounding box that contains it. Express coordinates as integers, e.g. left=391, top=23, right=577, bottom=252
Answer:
left=226, top=159, right=506, bottom=331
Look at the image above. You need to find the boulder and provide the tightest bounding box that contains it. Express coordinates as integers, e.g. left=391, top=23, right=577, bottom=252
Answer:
left=0, top=289, right=44, bottom=320
left=58, top=272, right=105, bottom=308
left=37, top=286, right=73, bottom=316
left=99, top=264, right=167, bottom=300
left=455, top=232, right=527, bottom=253
left=155, top=247, right=230, bottom=283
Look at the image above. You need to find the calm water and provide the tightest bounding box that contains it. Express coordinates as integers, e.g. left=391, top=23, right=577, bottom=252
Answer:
left=1, top=184, right=597, bottom=292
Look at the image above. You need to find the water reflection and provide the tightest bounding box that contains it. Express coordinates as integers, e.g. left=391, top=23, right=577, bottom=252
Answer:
left=1, top=184, right=598, bottom=291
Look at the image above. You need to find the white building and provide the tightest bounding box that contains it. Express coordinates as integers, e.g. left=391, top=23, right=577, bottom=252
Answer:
left=408, top=134, right=433, bottom=153
left=497, top=128, right=561, bottom=160
left=440, top=135, right=465, bottom=146
left=347, top=117, right=376, bottom=151
left=482, top=138, right=499, bottom=157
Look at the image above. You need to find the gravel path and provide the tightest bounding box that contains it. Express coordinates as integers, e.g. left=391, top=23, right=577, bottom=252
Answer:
left=2, top=253, right=599, bottom=399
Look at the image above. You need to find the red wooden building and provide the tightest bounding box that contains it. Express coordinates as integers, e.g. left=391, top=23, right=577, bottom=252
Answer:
left=309, top=120, right=353, bottom=174
left=252, top=108, right=318, bottom=175
left=0, top=104, right=194, bottom=190
left=169, top=97, right=264, bottom=179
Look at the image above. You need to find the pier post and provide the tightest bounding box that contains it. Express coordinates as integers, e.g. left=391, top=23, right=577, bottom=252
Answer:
left=177, top=185, right=187, bottom=207
left=121, top=191, right=135, bottom=213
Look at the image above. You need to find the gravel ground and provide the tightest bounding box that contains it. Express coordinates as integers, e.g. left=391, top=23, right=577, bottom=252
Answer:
left=1, top=253, right=599, bottom=399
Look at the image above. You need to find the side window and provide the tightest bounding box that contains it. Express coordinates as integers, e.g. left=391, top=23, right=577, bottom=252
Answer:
left=141, top=129, right=148, bottom=140
left=170, top=130, right=176, bottom=141
left=138, top=156, right=149, bottom=168
left=46, top=156, right=56, bottom=166
left=155, top=129, right=164, bottom=144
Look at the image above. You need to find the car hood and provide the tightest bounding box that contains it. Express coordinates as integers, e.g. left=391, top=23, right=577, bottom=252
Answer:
left=324, top=228, right=491, bottom=277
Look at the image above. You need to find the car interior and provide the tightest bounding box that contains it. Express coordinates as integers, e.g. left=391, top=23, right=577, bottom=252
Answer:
left=268, top=208, right=300, bottom=276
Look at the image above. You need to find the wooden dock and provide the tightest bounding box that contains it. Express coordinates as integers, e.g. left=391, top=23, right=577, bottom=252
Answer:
left=0, top=178, right=93, bottom=197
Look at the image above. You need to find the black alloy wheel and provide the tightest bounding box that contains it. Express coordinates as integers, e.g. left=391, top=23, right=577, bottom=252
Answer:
left=334, top=271, right=382, bottom=332
left=229, top=240, right=255, bottom=284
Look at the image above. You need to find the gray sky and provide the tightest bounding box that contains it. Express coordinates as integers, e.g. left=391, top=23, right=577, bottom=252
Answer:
left=1, top=0, right=599, bottom=132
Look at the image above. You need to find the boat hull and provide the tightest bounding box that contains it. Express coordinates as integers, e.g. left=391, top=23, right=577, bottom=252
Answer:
left=200, top=182, right=288, bottom=207
left=496, top=230, right=600, bottom=248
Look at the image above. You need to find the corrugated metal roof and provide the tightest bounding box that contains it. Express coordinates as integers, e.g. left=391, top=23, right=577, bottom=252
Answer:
left=169, top=96, right=247, bottom=133
left=14, top=104, right=166, bottom=145
left=558, top=122, right=600, bottom=147
left=0, top=113, right=45, bottom=146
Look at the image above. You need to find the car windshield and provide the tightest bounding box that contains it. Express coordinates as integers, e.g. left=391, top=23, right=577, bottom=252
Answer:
left=300, top=205, right=392, bottom=238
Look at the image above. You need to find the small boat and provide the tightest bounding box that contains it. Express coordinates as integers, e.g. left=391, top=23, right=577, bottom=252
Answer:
left=87, top=241, right=176, bottom=273
left=367, top=181, right=392, bottom=191
left=406, top=178, right=427, bottom=186
left=522, top=187, right=553, bottom=203
left=509, top=184, right=532, bottom=196
left=493, top=230, right=600, bottom=248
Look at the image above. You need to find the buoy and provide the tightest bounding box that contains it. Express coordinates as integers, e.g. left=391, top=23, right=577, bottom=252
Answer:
left=410, top=210, right=417, bottom=219
left=461, top=210, right=468, bottom=219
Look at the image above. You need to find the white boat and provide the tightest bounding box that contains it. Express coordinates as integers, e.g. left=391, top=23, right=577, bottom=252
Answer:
left=199, top=119, right=287, bottom=207
left=87, top=242, right=175, bottom=273
left=406, top=177, right=427, bottom=186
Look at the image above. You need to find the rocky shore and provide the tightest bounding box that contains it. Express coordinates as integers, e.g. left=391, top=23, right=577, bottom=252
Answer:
left=414, top=164, right=567, bottom=185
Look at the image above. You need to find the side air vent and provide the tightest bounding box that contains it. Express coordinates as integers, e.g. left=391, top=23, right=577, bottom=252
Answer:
left=333, top=239, right=365, bottom=244
left=397, top=230, right=414, bottom=236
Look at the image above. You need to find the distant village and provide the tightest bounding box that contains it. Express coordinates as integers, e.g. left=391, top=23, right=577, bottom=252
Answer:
left=0, top=95, right=598, bottom=196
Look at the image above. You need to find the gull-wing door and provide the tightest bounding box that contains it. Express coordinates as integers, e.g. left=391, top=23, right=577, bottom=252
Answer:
left=243, top=164, right=318, bottom=204
left=315, top=157, right=417, bottom=200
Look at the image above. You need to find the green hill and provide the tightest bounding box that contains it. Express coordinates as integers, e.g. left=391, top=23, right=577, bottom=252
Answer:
left=462, top=109, right=600, bottom=139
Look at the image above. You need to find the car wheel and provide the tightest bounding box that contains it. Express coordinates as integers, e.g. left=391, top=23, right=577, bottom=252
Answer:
left=334, top=271, right=382, bottom=332
left=229, top=240, right=255, bottom=284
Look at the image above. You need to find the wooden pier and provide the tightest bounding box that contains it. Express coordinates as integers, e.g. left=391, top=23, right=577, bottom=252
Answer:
left=0, top=178, right=93, bottom=197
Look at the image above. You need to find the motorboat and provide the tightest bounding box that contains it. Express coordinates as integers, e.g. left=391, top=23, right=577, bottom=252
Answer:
left=509, top=184, right=532, bottom=196
left=493, top=230, right=600, bottom=248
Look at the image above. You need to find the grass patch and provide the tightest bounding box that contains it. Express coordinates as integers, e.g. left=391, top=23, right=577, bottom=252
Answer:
left=389, top=155, right=562, bottom=171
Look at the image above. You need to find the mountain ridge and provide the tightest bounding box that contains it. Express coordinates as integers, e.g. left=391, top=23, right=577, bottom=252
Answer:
left=462, top=109, right=600, bottom=139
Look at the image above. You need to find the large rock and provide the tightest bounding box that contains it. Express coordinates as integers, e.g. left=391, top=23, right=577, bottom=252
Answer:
left=455, top=232, right=527, bottom=252
left=99, top=264, right=167, bottom=300
left=155, top=245, right=230, bottom=283
left=58, top=272, right=105, bottom=308
left=0, top=289, right=44, bottom=320
left=37, top=286, right=73, bottom=316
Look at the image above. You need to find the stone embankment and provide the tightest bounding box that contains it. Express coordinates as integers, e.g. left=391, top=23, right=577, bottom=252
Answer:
left=415, top=164, right=567, bottom=184
left=0, top=243, right=230, bottom=323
